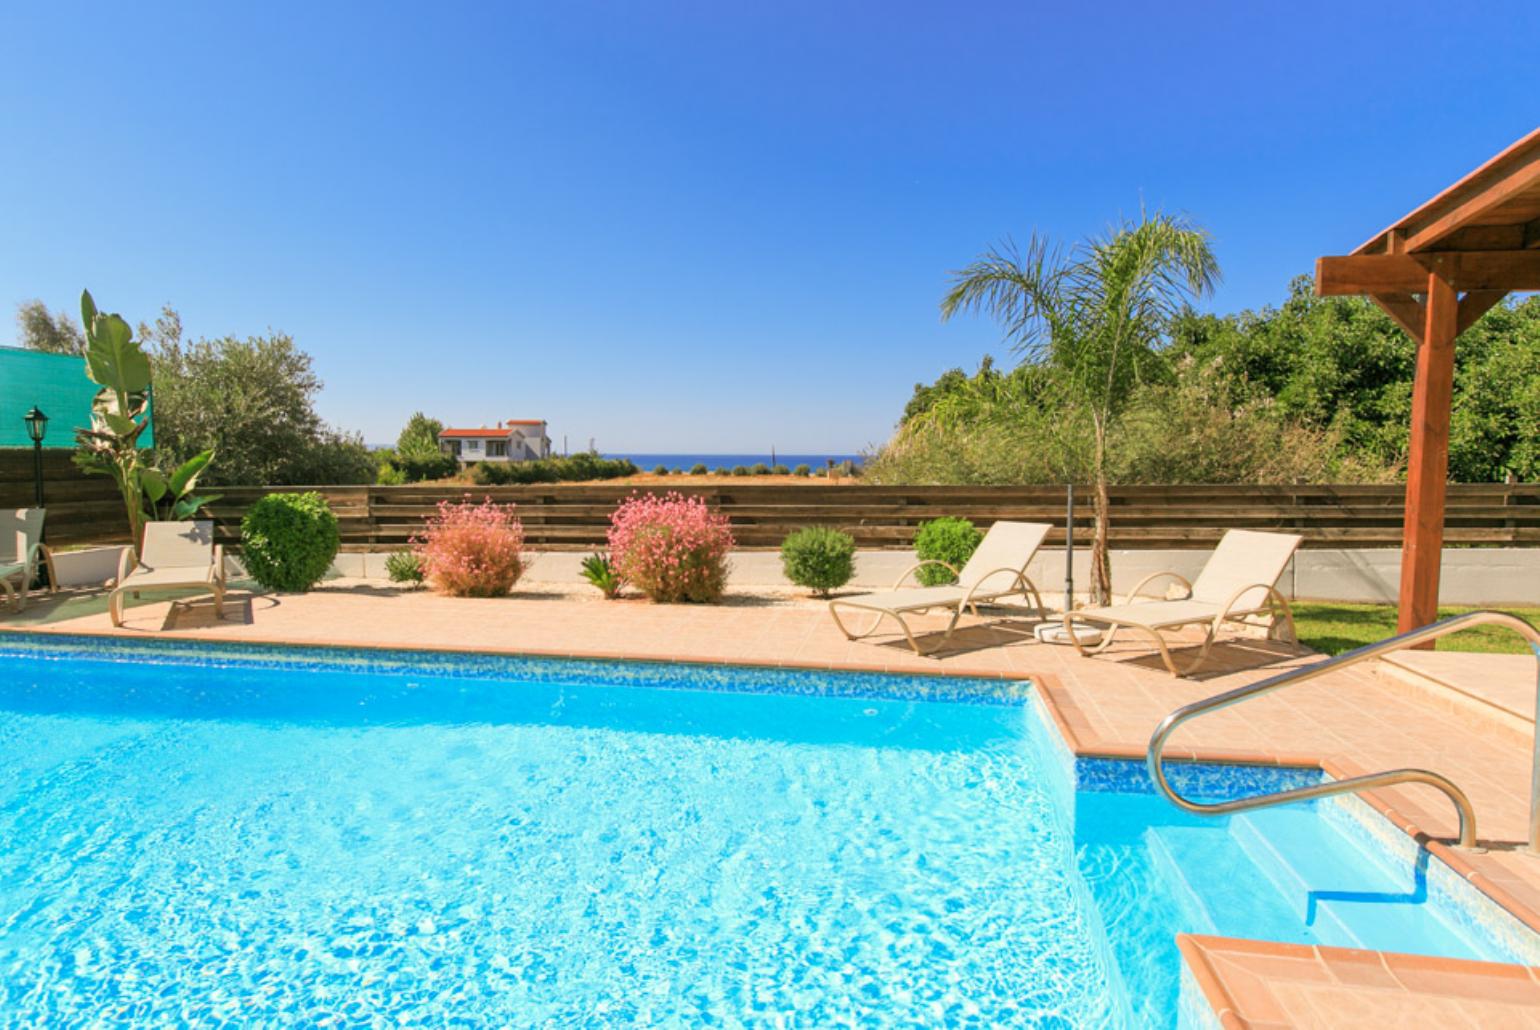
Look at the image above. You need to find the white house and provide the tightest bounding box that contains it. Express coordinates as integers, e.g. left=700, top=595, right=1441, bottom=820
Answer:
left=439, top=420, right=553, bottom=463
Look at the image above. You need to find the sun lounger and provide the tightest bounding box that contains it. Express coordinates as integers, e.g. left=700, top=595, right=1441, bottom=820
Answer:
left=109, top=521, right=226, bottom=627
left=0, top=508, right=47, bottom=611
left=1065, top=528, right=1301, bottom=676
left=828, top=521, right=1050, bottom=655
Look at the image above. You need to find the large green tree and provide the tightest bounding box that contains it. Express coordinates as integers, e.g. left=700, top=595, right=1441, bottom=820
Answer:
left=940, top=213, right=1219, bottom=601
left=146, top=310, right=374, bottom=486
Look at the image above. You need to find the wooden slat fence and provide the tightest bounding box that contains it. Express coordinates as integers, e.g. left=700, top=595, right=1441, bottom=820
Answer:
left=0, top=449, right=125, bottom=545
left=206, top=482, right=1540, bottom=551
left=7, top=449, right=1538, bottom=550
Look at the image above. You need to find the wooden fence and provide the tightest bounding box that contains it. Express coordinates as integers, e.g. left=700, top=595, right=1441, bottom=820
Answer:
left=0, top=449, right=125, bottom=545
left=6, top=448, right=1538, bottom=551
left=207, top=481, right=1540, bottom=551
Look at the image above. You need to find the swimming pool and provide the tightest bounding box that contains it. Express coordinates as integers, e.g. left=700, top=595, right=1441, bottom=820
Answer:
left=0, top=634, right=1532, bottom=1025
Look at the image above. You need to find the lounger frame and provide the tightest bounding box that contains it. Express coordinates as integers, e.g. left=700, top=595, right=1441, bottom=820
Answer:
left=828, top=558, right=1048, bottom=656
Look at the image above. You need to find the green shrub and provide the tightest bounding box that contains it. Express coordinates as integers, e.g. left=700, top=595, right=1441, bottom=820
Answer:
left=376, top=461, right=408, bottom=485
left=652, top=464, right=669, bottom=475
left=580, top=552, right=624, bottom=599
left=690, top=463, right=709, bottom=475
left=793, top=464, right=811, bottom=477
left=750, top=463, right=771, bottom=475
left=771, top=464, right=790, bottom=475
left=780, top=526, right=856, bottom=597
left=385, top=549, right=424, bottom=586
left=912, top=516, right=982, bottom=586
left=240, top=492, right=340, bottom=592
left=731, top=465, right=749, bottom=476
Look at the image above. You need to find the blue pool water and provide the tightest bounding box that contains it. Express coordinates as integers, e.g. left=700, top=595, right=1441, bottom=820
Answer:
left=0, top=636, right=1531, bottom=1026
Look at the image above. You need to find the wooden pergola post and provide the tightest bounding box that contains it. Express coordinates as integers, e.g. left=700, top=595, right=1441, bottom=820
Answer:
left=1398, top=272, right=1458, bottom=632
left=1315, top=126, right=1540, bottom=634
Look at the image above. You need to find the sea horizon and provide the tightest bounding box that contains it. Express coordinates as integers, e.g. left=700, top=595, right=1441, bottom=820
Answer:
left=602, top=453, right=862, bottom=471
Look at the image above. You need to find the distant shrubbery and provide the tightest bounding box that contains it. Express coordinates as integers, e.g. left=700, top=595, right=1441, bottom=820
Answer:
left=608, top=492, right=733, bottom=603
left=377, top=412, right=459, bottom=484
left=690, top=463, right=709, bottom=475
left=780, top=526, right=856, bottom=597
left=416, top=498, right=525, bottom=597
left=913, top=516, right=982, bottom=586
left=868, top=281, right=1540, bottom=487
left=793, top=464, right=811, bottom=477
left=470, top=451, right=638, bottom=485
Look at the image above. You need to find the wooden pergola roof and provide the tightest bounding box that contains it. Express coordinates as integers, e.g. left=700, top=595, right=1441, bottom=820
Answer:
left=1313, top=126, right=1540, bottom=632
left=1316, top=126, right=1540, bottom=330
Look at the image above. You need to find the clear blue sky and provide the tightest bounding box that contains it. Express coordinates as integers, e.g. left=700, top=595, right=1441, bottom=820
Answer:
left=3, top=2, right=1537, bottom=451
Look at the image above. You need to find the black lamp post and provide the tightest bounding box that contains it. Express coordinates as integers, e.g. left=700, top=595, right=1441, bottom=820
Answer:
left=23, top=406, right=47, bottom=509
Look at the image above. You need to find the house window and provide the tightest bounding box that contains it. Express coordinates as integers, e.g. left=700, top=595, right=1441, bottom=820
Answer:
left=487, top=441, right=507, bottom=457
left=445, top=440, right=462, bottom=456
left=467, top=440, right=481, bottom=452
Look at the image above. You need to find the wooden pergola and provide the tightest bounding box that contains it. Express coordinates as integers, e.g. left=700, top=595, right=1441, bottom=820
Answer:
left=1316, top=127, right=1540, bottom=633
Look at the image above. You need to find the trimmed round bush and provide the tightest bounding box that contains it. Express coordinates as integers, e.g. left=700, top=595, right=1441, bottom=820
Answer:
left=652, top=464, right=670, bottom=475
left=730, top=465, right=749, bottom=476
left=750, top=463, right=771, bottom=476
left=912, top=516, right=983, bottom=586
left=608, top=492, right=734, bottom=603
left=780, top=526, right=856, bottom=597
left=417, top=498, right=525, bottom=597
left=793, top=464, right=811, bottom=477
left=690, top=463, right=709, bottom=475
left=771, top=464, right=790, bottom=475
left=240, top=492, right=340, bottom=592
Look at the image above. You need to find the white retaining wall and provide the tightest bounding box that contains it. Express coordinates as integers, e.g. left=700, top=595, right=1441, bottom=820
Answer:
left=330, top=547, right=1540, bottom=606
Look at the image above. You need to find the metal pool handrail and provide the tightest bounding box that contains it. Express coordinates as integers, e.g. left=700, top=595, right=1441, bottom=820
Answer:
left=1147, top=610, right=1540, bottom=852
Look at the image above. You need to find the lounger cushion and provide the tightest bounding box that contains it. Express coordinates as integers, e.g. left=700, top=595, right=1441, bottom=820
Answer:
left=1076, top=599, right=1225, bottom=629
left=836, top=586, right=968, bottom=612
left=119, top=565, right=217, bottom=590
left=1189, top=530, right=1302, bottom=610
left=956, top=522, right=1052, bottom=589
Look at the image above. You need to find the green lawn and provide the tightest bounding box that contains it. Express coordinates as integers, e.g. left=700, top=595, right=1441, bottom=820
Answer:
left=1291, top=603, right=1540, bottom=656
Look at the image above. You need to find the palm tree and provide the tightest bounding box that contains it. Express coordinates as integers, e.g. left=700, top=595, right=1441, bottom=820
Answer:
left=941, top=212, right=1220, bottom=603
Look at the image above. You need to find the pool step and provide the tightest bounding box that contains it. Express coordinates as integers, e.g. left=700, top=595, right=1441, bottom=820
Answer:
left=1228, top=809, right=1478, bottom=957
left=1142, top=824, right=1305, bottom=940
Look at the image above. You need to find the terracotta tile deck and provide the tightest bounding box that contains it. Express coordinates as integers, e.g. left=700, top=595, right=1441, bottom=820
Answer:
left=7, top=583, right=1540, bottom=1024
left=1179, top=935, right=1540, bottom=1029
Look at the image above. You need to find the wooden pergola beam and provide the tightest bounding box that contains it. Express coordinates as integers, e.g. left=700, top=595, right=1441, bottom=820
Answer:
left=1400, top=157, right=1540, bottom=252
left=1316, top=251, right=1540, bottom=295
left=1457, top=290, right=1509, bottom=334
left=1369, top=293, right=1425, bottom=341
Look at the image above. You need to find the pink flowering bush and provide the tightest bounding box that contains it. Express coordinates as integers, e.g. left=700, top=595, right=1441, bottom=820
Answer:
left=607, top=492, right=734, bottom=603
left=416, top=497, right=526, bottom=597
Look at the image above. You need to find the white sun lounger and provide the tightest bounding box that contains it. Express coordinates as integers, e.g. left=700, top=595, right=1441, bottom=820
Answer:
left=1065, top=529, right=1301, bottom=677
left=828, top=520, right=1051, bottom=655
left=109, top=521, right=226, bottom=627
left=0, top=508, right=47, bottom=611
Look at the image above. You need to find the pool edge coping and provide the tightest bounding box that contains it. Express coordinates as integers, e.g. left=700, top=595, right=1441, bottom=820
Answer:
left=1176, top=934, right=1540, bottom=1025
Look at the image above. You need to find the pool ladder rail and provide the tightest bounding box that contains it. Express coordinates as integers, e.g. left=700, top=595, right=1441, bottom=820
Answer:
left=1147, top=610, right=1540, bottom=854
